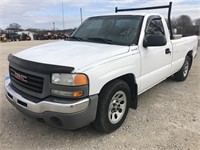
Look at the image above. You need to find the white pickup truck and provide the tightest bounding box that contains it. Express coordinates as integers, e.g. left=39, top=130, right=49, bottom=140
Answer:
left=5, top=3, right=198, bottom=133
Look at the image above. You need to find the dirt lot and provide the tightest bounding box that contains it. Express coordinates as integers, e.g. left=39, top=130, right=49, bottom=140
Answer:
left=0, top=40, right=200, bottom=150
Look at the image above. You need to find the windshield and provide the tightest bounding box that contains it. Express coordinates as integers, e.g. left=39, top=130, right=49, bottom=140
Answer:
left=71, top=15, right=143, bottom=46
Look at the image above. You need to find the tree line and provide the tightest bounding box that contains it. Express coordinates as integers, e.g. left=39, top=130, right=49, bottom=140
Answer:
left=1, top=15, right=200, bottom=36
left=171, top=15, right=199, bottom=36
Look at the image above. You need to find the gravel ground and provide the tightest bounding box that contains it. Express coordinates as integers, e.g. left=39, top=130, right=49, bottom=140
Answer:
left=0, top=40, right=200, bottom=150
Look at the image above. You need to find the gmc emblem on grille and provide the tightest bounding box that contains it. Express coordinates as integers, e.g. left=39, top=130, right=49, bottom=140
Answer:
left=14, top=72, right=28, bottom=83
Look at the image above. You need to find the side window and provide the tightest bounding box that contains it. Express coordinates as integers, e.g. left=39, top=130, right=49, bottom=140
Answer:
left=143, top=17, right=167, bottom=47
left=146, top=18, right=165, bottom=36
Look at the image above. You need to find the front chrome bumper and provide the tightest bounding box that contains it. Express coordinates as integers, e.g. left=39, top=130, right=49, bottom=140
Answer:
left=5, top=75, right=89, bottom=114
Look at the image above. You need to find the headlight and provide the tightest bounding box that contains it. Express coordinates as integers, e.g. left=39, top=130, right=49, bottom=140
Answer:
left=51, top=73, right=88, bottom=86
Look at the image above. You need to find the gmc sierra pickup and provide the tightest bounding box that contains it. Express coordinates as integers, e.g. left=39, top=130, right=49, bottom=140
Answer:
left=5, top=3, right=198, bottom=132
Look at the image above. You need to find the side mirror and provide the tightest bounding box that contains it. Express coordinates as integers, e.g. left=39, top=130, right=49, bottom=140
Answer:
left=143, top=34, right=167, bottom=48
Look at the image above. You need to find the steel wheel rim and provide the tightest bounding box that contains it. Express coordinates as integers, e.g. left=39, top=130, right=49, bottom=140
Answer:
left=108, top=91, right=127, bottom=124
left=183, top=61, right=189, bottom=77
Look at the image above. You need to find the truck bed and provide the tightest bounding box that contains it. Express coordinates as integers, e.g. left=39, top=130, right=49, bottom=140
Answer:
left=170, top=36, right=198, bottom=74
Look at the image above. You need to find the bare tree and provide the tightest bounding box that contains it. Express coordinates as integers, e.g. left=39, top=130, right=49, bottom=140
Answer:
left=194, top=18, right=200, bottom=35
left=175, top=15, right=193, bottom=35
left=6, top=23, right=22, bottom=32
left=194, top=18, right=200, bottom=26
left=171, top=17, right=178, bottom=28
left=176, top=15, right=193, bottom=26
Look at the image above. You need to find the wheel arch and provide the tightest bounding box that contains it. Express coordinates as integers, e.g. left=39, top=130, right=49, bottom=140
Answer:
left=99, top=73, right=138, bottom=109
left=186, top=50, right=193, bottom=70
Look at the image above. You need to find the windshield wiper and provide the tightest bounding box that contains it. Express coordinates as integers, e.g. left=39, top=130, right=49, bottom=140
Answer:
left=67, top=36, right=84, bottom=41
left=67, top=37, right=127, bottom=45
left=87, top=37, right=114, bottom=44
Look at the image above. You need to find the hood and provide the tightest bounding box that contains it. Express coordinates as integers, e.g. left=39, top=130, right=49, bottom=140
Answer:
left=14, top=40, right=130, bottom=71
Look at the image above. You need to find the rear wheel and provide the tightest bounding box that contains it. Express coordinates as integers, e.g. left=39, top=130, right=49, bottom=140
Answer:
left=92, top=79, right=131, bottom=133
left=174, top=56, right=191, bottom=81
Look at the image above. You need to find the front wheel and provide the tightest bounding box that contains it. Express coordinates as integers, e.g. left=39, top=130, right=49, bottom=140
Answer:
left=92, top=79, right=131, bottom=133
left=174, top=56, right=191, bottom=81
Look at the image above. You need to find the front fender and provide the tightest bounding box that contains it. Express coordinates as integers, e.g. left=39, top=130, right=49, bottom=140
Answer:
left=84, top=53, right=140, bottom=96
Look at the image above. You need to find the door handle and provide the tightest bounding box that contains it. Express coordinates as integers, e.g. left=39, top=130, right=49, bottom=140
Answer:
left=165, top=48, right=171, bottom=54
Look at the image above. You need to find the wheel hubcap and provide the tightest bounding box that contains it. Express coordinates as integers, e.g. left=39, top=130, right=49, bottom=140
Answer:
left=183, top=61, right=189, bottom=77
left=108, top=91, right=127, bottom=124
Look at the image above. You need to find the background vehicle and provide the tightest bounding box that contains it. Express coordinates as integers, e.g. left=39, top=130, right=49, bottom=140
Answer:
left=5, top=32, right=21, bottom=41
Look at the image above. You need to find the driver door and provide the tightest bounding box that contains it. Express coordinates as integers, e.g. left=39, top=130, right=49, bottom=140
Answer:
left=139, top=16, right=172, bottom=93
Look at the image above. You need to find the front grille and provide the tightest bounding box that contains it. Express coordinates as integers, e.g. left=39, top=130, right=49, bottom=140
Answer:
left=9, top=67, right=44, bottom=93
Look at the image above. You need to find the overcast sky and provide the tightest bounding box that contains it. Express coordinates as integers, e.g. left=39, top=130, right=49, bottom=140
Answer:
left=0, top=0, right=199, bottom=30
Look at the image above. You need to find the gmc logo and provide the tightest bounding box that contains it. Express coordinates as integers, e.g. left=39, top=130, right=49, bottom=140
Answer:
left=14, top=71, right=28, bottom=83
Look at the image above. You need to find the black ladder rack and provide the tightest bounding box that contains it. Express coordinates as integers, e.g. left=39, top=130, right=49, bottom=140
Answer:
left=115, top=2, right=174, bottom=39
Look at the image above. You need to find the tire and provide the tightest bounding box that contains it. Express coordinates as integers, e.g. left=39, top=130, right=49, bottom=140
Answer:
left=92, top=79, right=131, bottom=133
left=174, top=56, right=191, bottom=81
